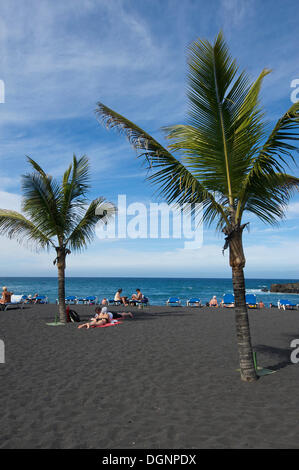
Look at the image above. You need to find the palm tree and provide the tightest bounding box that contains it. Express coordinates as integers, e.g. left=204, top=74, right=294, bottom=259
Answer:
left=96, top=32, right=299, bottom=381
left=0, top=155, right=115, bottom=323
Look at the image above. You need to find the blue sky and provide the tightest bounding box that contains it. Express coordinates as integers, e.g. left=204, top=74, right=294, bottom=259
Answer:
left=0, top=0, right=299, bottom=278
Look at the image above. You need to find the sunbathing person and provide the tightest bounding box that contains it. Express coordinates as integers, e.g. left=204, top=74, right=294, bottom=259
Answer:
left=92, top=306, right=133, bottom=321
left=114, top=288, right=129, bottom=306
left=78, top=307, right=112, bottom=329
left=0, top=286, right=13, bottom=305
left=209, top=295, right=218, bottom=307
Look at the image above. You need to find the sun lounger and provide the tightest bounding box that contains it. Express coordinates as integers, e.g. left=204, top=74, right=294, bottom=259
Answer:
left=222, top=293, right=235, bottom=307
left=278, top=299, right=297, bottom=310
left=186, top=298, right=201, bottom=307
left=56, top=296, right=77, bottom=305
left=34, top=295, right=48, bottom=304
left=166, top=297, right=181, bottom=306
left=2, top=294, right=25, bottom=311
left=129, top=295, right=150, bottom=307
left=77, top=296, right=98, bottom=305
left=85, top=296, right=98, bottom=305
left=65, top=296, right=77, bottom=305
left=245, top=294, right=257, bottom=308
left=108, top=299, right=122, bottom=306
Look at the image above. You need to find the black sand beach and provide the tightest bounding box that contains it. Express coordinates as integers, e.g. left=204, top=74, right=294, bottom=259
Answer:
left=0, top=304, right=298, bottom=449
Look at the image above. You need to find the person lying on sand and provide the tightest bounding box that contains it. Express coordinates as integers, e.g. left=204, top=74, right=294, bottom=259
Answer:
left=91, top=306, right=133, bottom=321
left=78, top=306, right=112, bottom=329
left=209, top=296, right=218, bottom=307
left=0, top=286, right=13, bottom=304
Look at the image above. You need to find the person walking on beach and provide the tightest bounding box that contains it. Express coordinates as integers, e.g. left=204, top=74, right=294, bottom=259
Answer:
left=114, top=288, right=129, bottom=306
left=0, top=286, right=13, bottom=305
left=209, top=295, right=218, bottom=307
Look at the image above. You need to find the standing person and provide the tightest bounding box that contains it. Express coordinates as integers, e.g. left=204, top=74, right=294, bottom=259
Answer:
left=114, top=288, right=129, bottom=306
left=209, top=296, right=218, bottom=307
left=0, top=286, right=13, bottom=305
left=258, top=300, right=265, bottom=309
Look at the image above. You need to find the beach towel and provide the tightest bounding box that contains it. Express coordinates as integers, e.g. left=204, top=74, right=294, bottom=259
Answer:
left=91, top=320, right=123, bottom=328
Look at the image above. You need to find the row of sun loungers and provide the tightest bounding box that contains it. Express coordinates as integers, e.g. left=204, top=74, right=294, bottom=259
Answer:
left=56, top=296, right=150, bottom=306
left=167, top=294, right=299, bottom=309
left=1, top=293, right=298, bottom=310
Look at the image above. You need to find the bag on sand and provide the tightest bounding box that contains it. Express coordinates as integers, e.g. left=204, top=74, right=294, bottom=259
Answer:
left=69, top=310, right=81, bottom=322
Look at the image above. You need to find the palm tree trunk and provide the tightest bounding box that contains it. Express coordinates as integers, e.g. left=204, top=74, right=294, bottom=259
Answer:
left=229, top=226, right=258, bottom=382
left=56, top=247, right=67, bottom=323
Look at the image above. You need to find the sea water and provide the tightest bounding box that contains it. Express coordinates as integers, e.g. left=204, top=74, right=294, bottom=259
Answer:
left=0, top=277, right=299, bottom=306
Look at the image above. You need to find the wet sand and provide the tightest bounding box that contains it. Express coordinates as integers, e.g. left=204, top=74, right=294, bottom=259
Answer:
left=0, top=304, right=298, bottom=448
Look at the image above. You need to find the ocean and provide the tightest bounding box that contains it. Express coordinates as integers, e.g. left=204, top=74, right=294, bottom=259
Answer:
left=1, top=277, right=299, bottom=306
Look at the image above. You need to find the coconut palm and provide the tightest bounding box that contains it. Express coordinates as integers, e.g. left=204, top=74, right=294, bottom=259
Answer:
left=0, top=155, right=115, bottom=323
left=96, top=32, right=299, bottom=381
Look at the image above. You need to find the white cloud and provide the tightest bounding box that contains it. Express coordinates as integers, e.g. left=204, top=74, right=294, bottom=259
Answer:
left=286, top=202, right=299, bottom=218
left=0, top=233, right=298, bottom=278
left=0, top=190, right=22, bottom=211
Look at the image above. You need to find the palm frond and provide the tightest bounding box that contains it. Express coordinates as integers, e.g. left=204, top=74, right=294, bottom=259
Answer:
left=21, top=167, right=64, bottom=239
left=166, top=36, right=269, bottom=203
left=242, top=173, right=299, bottom=225
left=0, top=209, right=53, bottom=250
left=66, top=197, right=116, bottom=251
left=236, top=102, right=299, bottom=221
left=60, top=155, right=91, bottom=232
left=96, top=102, right=229, bottom=225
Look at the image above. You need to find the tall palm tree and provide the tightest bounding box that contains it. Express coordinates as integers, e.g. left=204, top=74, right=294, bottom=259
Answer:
left=96, top=32, right=299, bottom=381
left=0, top=155, right=115, bottom=323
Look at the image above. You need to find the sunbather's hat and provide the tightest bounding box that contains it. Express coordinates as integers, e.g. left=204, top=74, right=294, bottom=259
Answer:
left=101, top=306, right=108, bottom=313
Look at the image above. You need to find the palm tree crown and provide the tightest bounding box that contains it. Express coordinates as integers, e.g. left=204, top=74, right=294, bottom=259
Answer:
left=96, top=32, right=299, bottom=233
left=0, top=156, right=112, bottom=253
left=0, top=155, right=115, bottom=322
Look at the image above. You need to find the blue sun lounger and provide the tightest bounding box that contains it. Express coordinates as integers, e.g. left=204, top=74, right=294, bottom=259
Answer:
left=56, top=296, right=77, bottom=305
left=76, top=296, right=98, bottom=305
left=2, top=294, right=25, bottom=311
left=166, top=297, right=181, bottom=306
left=85, top=296, right=98, bottom=305
left=108, top=299, right=121, bottom=306
left=65, top=296, right=77, bottom=305
left=278, top=299, right=297, bottom=310
left=34, top=295, right=49, bottom=304
left=222, top=293, right=235, bottom=307
left=186, top=298, right=201, bottom=307
left=246, top=294, right=257, bottom=308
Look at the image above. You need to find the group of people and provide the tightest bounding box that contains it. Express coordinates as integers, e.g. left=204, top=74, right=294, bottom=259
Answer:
left=101, top=288, right=144, bottom=307
left=78, top=306, right=133, bottom=329
left=0, top=287, right=43, bottom=305
left=78, top=287, right=143, bottom=329
left=207, top=296, right=265, bottom=308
